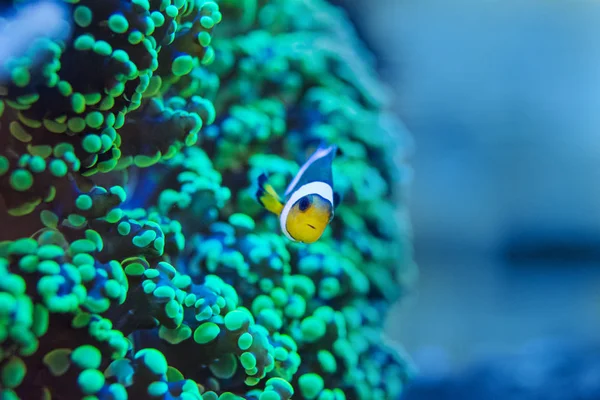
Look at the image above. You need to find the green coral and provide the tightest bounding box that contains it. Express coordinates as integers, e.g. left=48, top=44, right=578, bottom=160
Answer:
left=0, top=0, right=414, bottom=399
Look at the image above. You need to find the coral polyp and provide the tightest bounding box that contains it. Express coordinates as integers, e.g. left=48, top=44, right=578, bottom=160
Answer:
left=0, top=0, right=414, bottom=399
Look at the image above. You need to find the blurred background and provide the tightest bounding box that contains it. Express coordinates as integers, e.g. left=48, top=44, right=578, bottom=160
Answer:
left=334, top=0, right=600, bottom=398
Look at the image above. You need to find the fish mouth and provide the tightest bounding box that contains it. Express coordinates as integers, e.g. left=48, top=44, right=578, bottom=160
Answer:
left=307, top=224, right=316, bottom=229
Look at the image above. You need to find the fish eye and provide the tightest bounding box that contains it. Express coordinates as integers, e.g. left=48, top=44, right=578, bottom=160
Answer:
left=298, top=196, right=311, bottom=211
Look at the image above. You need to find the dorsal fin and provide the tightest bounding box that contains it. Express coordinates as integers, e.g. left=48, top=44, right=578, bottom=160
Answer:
left=284, top=144, right=337, bottom=197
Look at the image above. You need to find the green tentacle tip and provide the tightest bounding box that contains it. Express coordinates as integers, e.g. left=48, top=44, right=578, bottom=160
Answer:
left=108, top=14, right=129, bottom=33
left=28, top=145, right=53, bottom=159
left=160, top=295, right=180, bottom=316
left=172, top=55, right=194, bottom=77
left=82, top=237, right=102, bottom=259
left=73, top=6, right=93, bottom=27
left=238, top=332, right=253, bottom=351
left=110, top=83, right=125, bottom=99
left=165, top=5, right=178, bottom=18
left=68, top=117, right=86, bottom=133
left=193, top=322, right=220, bottom=344
left=317, top=350, right=337, bottom=373
left=8, top=237, right=36, bottom=254
left=17, top=93, right=39, bottom=105
left=298, top=373, right=324, bottom=399
left=44, top=186, right=57, bottom=203
left=124, top=262, right=145, bottom=276
left=148, top=381, right=168, bottom=397
left=143, top=76, right=162, bottom=97
left=212, top=10, right=222, bottom=23
left=73, top=34, right=95, bottom=51
left=228, top=213, right=255, bottom=231
left=104, top=279, right=122, bottom=299
left=68, top=213, right=87, bottom=227
left=10, top=121, right=32, bottom=143
left=37, top=244, right=64, bottom=259
left=72, top=345, right=102, bottom=370
left=117, top=221, right=131, bottom=236
left=37, top=259, right=60, bottom=275
left=82, top=134, right=102, bottom=153
left=224, top=310, right=248, bottom=331
left=300, top=316, right=326, bottom=342
left=105, top=208, right=123, bottom=223
left=29, top=156, right=46, bottom=173
left=49, top=159, right=68, bottom=177
left=185, top=132, right=198, bottom=147
left=259, top=308, right=282, bottom=331
left=43, top=348, right=72, bottom=377
left=132, top=230, right=157, bottom=248
left=71, top=312, right=92, bottom=328
left=11, top=67, right=30, bottom=87
left=16, top=254, right=36, bottom=273
left=71, top=93, right=86, bottom=114
left=144, top=267, right=160, bottom=278
left=57, top=81, right=73, bottom=96
left=201, top=46, right=215, bottom=65
left=32, top=304, right=49, bottom=337
left=84, top=93, right=102, bottom=106
left=78, top=369, right=105, bottom=395
left=85, top=112, right=104, bottom=129
left=150, top=11, right=165, bottom=27
left=108, top=384, right=128, bottom=400
left=245, top=377, right=260, bottom=386
left=93, top=41, right=113, bottom=56
left=10, top=169, right=33, bottom=191
left=270, top=288, right=288, bottom=307
left=17, top=112, right=41, bottom=129
left=128, top=31, right=143, bottom=45
left=70, top=239, right=96, bottom=254
left=200, top=16, right=214, bottom=29
left=79, top=264, right=96, bottom=282
left=153, top=236, right=165, bottom=254
left=274, top=347, right=288, bottom=362
left=76, top=194, right=93, bottom=210
left=263, top=378, right=294, bottom=399
left=1, top=357, right=26, bottom=388
left=109, top=186, right=127, bottom=202
left=134, top=153, right=160, bottom=168
left=143, top=281, right=156, bottom=294
left=198, top=31, right=211, bottom=47
left=240, top=352, right=257, bottom=370
left=153, top=285, right=175, bottom=300
left=43, top=119, right=67, bottom=134
left=137, top=349, right=168, bottom=375
left=172, top=274, right=191, bottom=290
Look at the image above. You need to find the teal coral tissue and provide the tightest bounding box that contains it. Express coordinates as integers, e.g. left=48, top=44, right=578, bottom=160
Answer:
left=0, top=0, right=414, bottom=399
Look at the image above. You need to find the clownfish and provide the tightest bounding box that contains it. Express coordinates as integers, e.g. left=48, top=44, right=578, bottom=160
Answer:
left=256, top=144, right=341, bottom=243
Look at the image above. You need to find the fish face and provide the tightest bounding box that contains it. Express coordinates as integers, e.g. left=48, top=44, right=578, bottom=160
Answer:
left=285, top=194, right=333, bottom=243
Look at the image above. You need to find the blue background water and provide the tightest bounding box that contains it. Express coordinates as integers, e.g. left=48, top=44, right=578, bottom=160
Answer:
left=336, top=0, right=600, bottom=398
